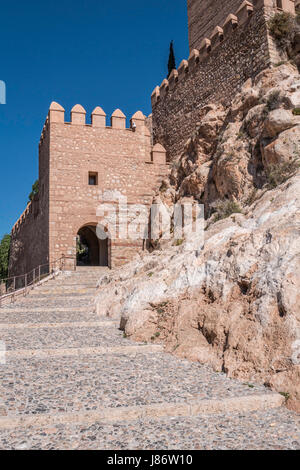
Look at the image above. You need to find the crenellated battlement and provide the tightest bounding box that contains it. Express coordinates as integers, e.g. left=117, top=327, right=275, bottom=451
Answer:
left=12, top=204, right=31, bottom=234
left=11, top=196, right=39, bottom=236
left=151, top=0, right=295, bottom=108
left=46, top=102, right=150, bottom=132
left=39, top=102, right=153, bottom=151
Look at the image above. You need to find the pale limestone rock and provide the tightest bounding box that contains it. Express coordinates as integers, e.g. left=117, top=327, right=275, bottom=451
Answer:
left=262, top=125, right=300, bottom=167
left=94, top=65, right=300, bottom=410
left=287, top=90, right=300, bottom=108
left=230, top=87, right=260, bottom=118
left=264, top=109, right=296, bottom=138
left=94, top=173, right=300, bottom=410
left=243, top=104, right=267, bottom=138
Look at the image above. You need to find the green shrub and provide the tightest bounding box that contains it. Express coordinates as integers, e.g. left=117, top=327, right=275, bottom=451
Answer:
left=293, top=108, right=300, bottom=115
left=266, top=158, right=300, bottom=189
left=211, top=200, right=242, bottom=223
left=268, top=12, right=297, bottom=49
left=28, top=179, right=39, bottom=202
left=0, top=234, right=11, bottom=280
left=160, top=180, right=168, bottom=193
left=173, top=238, right=184, bottom=246
left=245, top=188, right=258, bottom=207
left=274, top=60, right=287, bottom=67
left=265, top=89, right=282, bottom=111
left=279, top=391, right=290, bottom=403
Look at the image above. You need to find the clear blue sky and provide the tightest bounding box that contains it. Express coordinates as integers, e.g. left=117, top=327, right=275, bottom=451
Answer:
left=0, top=0, right=188, bottom=239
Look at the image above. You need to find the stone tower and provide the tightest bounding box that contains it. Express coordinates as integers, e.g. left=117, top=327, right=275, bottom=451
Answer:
left=9, top=104, right=169, bottom=277
left=188, top=0, right=296, bottom=52
left=188, top=0, right=243, bottom=50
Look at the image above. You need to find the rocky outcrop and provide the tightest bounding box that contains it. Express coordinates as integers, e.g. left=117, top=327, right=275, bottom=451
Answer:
left=95, top=171, right=300, bottom=411
left=95, top=65, right=300, bottom=412
left=160, top=63, right=300, bottom=212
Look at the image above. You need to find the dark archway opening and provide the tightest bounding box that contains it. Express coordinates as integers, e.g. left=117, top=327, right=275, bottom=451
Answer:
left=76, top=225, right=109, bottom=267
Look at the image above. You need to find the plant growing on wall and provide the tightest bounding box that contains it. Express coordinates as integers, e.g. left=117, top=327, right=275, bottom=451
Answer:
left=268, top=12, right=298, bottom=50
left=167, top=40, right=176, bottom=78
left=0, top=234, right=11, bottom=280
left=28, top=180, right=39, bottom=202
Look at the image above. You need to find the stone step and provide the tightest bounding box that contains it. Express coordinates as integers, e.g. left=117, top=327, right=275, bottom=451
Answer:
left=0, top=303, right=88, bottom=315
left=0, top=323, right=131, bottom=351
left=1, top=266, right=298, bottom=451
left=0, top=350, right=280, bottom=420
left=61, top=271, right=107, bottom=277
left=4, top=297, right=93, bottom=309
left=0, top=407, right=297, bottom=450
left=29, top=288, right=96, bottom=296
left=58, top=275, right=102, bottom=281
left=40, top=283, right=98, bottom=288
left=0, top=309, right=100, bottom=325
left=0, top=320, right=118, bottom=330
left=0, top=393, right=285, bottom=432
left=3, top=344, right=162, bottom=359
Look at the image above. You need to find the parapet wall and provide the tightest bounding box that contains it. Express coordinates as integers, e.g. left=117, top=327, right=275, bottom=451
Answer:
left=9, top=124, right=50, bottom=278
left=152, top=0, right=295, bottom=160
left=9, top=197, right=49, bottom=278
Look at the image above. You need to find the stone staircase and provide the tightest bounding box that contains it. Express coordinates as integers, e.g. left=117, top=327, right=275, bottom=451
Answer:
left=0, top=267, right=299, bottom=450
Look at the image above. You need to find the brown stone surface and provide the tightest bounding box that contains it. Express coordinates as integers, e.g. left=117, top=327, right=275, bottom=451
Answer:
left=188, top=0, right=243, bottom=51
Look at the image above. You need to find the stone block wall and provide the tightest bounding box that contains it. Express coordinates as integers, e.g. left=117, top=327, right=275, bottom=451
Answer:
left=188, top=0, right=243, bottom=51
left=152, top=0, right=296, bottom=161
left=9, top=126, right=50, bottom=279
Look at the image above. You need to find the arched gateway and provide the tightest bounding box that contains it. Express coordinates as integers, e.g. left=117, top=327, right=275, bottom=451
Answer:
left=76, top=224, right=109, bottom=267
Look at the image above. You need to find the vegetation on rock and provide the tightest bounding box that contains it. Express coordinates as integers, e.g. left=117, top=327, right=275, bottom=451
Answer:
left=211, top=200, right=242, bottom=223
left=28, top=179, right=39, bottom=202
left=268, top=12, right=297, bottom=49
left=0, top=234, right=11, bottom=280
left=266, top=158, right=300, bottom=189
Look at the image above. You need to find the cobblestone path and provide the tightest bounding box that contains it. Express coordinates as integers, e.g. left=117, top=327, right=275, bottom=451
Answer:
left=0, top=268, right=299, bottom=450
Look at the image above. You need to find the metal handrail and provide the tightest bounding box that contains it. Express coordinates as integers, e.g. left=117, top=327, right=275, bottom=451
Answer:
left=0, top=255, right=76, bottom=307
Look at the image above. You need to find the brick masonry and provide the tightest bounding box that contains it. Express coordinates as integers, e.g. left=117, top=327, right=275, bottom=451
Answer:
left=9, top=105, right=169, bottom=276
left=152, top=0, right=296, bottom=161
left=188, top=0, right=244, bottom=51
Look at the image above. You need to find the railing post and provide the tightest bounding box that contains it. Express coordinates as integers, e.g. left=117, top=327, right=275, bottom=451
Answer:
left=25, top=274, right=27, bottom=296
left=13, top=277, right=16, bottom=292
left=38, top=266, right=41, bottom=283
left=62, top=254, right=65, bottom=272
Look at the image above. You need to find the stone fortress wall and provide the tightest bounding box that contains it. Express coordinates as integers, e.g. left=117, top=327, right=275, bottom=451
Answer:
left=188, top=0, right=244, bottom=50
left=8, top=0, right=296, bottom=277
left=9, top=127, right=50, bottom=279
left=152, top=0, right=296, bottom=161
left=9, top=103, right=169, bottom=276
